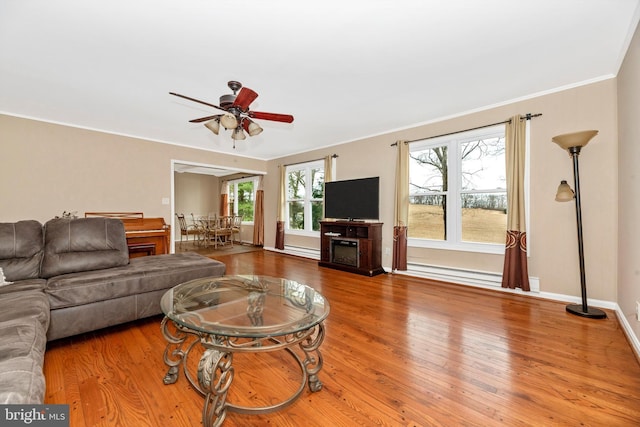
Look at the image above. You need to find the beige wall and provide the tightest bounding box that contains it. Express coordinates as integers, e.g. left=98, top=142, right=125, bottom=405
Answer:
left=1, top=115, right=267, bottom=226
left=173, top=172, right=219, bottom=241
left=264, top=79, right=619, bottom=303
left=618, top=22, right=640, bottom=340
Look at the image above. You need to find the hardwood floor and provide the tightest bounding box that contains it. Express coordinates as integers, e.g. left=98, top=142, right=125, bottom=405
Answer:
left=44, top=251, right=640, bottom=426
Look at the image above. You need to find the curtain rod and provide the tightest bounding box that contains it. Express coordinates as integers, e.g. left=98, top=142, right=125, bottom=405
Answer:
left=280, top=153, right=338, bottom=168
left=390, top=113, right=542, bottom=146
left=223, top=174, right=263, bottom=184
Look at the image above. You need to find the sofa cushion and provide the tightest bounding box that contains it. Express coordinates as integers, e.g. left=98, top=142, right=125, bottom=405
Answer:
left=41, top=217, right=129, bottom=279
left=46, top=252, right=225, bottom=309
left=0, top=356, right=46, bottom=404
left=0, top=278, right=46, bottom=296
left=0, top=220, right=44, bottom=282
left=0, top=289, right=49, bottom=405
left=0, top=289, right=50, bottom=329
left=0, top=318, right=47, bottom=363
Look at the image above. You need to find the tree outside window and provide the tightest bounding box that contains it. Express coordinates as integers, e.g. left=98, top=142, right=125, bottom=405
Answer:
left=228, top=177, right=257, bottom=221
left=286, top=160, right=324, bottom=233
left=408, top=125, right=507, bottom=250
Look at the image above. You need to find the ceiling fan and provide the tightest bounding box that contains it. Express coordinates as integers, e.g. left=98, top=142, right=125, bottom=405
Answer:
left=170, top=81, right=294, bottom=147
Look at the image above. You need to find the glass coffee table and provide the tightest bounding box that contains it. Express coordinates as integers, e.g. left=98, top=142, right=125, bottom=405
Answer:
left=160, top=275, right=330, bottom=427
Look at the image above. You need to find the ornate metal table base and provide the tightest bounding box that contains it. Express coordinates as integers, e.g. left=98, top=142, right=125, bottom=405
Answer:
left=161, top=317, right=326, bottom=427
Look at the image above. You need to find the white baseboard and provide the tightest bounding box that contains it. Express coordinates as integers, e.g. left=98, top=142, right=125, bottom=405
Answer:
left=534, top=290, right=618, bottom=310
left=397, top=262, right=541, bottom=293
left=614, top=307, right=640, bottom=361
left=264, top=245, right=320, bottom=260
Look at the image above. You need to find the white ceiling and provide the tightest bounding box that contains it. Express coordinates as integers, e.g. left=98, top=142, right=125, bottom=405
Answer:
left=1, top=1, right=639, bottom=161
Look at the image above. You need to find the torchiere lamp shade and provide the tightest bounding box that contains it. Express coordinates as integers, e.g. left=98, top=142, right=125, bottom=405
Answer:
left=552, top=130, right=598, bottom=151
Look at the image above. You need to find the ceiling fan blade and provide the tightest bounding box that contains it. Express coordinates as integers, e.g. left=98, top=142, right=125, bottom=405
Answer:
left=232, top=87, right=258, bottom=110
left=189, top=115, right=221, bottom=123
left=169, top=92, right=226, bottom=111
left=249, top=111, right=294, bottom=123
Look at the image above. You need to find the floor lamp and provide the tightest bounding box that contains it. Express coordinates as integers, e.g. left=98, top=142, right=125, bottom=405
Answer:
left=552, top=130, right=607, bottom=319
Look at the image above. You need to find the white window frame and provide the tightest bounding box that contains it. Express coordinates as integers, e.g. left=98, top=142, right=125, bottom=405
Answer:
left=408, top=124, right=525, bottom=255
left=227, top=176, right=259, bottom=224
left=285, top=160, right=324, bottom=236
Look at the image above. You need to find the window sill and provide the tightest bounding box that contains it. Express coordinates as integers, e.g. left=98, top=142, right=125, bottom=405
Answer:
left=407, top=238, right=505, bottom=255
left=285, top=229, right=321, bottom=238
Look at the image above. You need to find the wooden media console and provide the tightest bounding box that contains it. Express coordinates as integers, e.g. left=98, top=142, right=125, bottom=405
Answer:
left=319, top=221, right=384, bottom=276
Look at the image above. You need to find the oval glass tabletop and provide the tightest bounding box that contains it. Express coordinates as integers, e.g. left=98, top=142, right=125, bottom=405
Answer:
left=161, top=275, right=330, bottom=337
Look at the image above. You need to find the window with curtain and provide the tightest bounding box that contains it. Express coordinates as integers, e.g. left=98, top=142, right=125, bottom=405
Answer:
left=227, top=176, right=259, bottom=222
left=285, top=160, right=324, bottom=233
left=408, top=124, right=509, bottom=253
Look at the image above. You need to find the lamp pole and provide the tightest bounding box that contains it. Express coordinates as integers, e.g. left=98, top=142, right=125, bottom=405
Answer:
left=565, top=146, right=606, bottom=319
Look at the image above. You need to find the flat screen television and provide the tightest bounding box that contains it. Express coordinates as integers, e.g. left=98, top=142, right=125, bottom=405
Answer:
left=324, top=177, right=379, bottom=221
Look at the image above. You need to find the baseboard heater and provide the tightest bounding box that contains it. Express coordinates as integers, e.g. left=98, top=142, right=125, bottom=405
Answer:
left=400, top=262, right=540, bottom=293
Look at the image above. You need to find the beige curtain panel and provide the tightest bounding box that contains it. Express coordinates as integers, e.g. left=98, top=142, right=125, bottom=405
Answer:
left=219, top=180, right=228, bottom=217
left=393, top=140, right=409, bottom=271
left=501, top=115, right=530, bottom=291
left=324, top=154, right=334, bottom=184
left=323, top=154, right=334, bottom=220
left=275, top=165, right=286, bottom=250
left=253, top=176, right=265, bottom=246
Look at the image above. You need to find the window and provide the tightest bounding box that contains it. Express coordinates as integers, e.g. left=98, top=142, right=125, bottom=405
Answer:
left=285, top=160, right=324, bottom=233
left=228, top=176, right=258, bottom=222
left=408, top=124, right=507, bottom=253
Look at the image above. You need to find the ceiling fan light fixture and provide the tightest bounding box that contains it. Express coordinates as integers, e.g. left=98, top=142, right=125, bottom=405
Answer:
left=231, top=126, right=246, bottom=141
left=204, top=116, right=221, bottom=135
left=170, top=81, right=294, bottom=149
left=247, top=120, right=263, bottom=136
left=220, top=113, right=238, bottom=130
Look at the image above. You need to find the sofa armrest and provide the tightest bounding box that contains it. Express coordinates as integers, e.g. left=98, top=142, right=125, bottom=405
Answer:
left=0, top=220, right=44, bottom=282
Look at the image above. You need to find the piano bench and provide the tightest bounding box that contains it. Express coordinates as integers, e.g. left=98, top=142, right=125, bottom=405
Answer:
left=128, top=242, right=156, bottom=258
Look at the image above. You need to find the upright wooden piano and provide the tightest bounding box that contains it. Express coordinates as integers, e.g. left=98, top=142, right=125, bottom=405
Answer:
left=85, top=212, right=170, bottom=258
